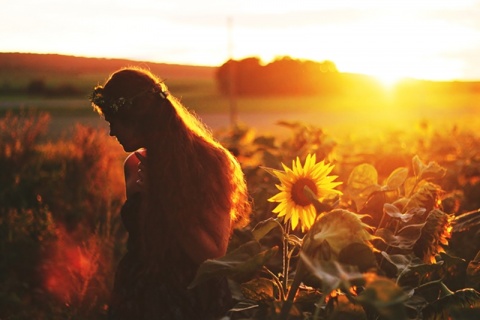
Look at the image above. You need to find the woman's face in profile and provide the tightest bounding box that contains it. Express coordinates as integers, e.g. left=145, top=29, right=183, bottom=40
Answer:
left=106, top=116, right=144, bottom=152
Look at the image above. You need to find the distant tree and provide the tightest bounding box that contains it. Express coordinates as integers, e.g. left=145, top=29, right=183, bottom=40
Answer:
left=52, top=83, right=82, bottom=97
left=26, top=79, right=47, bottom=96
left=216, top=56, right=340, bottom=96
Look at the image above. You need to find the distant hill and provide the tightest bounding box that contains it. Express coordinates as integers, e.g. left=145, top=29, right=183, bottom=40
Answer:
left=2, top=52, right=479, bottom=98
left=0, top=52, right=216, bottom=79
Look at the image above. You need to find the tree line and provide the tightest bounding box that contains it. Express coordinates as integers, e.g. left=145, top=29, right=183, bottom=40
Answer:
left=216, top=56, right=340, bottom=96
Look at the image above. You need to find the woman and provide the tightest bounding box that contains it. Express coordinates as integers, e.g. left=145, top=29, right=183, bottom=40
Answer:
left=90, top=67, right=251, bottom=319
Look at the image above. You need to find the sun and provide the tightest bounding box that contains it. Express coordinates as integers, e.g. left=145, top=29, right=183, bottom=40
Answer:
left=310, top=12, right=468, bottom=85
left=267, top=154, right=343, bottom=232
left=372, top=71, right=408, bottom=89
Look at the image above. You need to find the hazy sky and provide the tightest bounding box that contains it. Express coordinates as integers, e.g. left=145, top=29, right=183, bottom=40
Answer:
left=2, top=0, right=480, bottom=82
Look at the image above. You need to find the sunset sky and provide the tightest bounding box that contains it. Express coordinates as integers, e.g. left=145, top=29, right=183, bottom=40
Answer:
left=2, top=0, right=480, bottom=83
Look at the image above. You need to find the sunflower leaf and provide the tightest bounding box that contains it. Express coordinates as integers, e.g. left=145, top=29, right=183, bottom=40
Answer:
left=260, top=166, right=283, bottom=178
left=380, top=252, right=423, bottom=276
left=384, top=167, right=409, bottom=191
left=412, top=155, right=446, bottom=182
left=466, top=250, right=480, bottom=290
left=347, top=163, right=381, bottom=211
left=252, top=218, right=282, bottom=241
left=375, top=223, right=426, bottom=250
left=189, top=240, right=278, bottom=288
left=412, top=155, right=426, bottom=179
left=287, top=234, right=304, bottom=248
left=300, top=253, right=365, bottom=294
left=355, top=275, right=408, bottom=320
left=240, top=277, right=277, bottom=302
left=422, top=288, right=480, bottom=319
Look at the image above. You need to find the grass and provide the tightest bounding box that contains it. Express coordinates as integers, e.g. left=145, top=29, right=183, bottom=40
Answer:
left=1, top=75, right=479, bottom=141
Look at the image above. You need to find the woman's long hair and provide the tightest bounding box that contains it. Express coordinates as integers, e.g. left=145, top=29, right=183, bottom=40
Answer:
left=93, top=67, right=251, bottom=263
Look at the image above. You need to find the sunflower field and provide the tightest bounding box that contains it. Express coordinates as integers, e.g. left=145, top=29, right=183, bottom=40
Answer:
left=1, top=110, right=479, bottom=319
left=197, top=120, right=480, bottom=319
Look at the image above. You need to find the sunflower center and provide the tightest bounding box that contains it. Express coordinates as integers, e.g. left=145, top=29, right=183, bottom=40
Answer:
left=291, top=178, right=318, bottom=207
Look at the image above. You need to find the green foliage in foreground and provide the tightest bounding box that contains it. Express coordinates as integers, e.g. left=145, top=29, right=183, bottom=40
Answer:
left=0, top=112, right=479, bottom=319
left=205, top=122, right=480, bottom=319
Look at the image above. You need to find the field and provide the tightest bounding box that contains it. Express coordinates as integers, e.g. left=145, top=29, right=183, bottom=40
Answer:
left=2, top=75, right=479, bottom=140
left=1, top=52, right=479, bottom=138
left=1, top=53, right=479, bottom=319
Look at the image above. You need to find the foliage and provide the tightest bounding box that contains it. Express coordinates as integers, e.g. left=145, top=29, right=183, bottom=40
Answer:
left=1, top=109, right=479, bottom=319
left=216, top=56, right=342, bottom=96
left=196, top=122, right=480, bottom=319
left=0, top=111, right=126, bottom=319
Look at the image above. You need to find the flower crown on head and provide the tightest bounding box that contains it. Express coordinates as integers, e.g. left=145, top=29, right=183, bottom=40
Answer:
left=90, top=84, right=168, bottom=113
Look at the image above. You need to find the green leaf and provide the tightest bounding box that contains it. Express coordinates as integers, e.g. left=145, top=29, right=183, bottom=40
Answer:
left=287, top=233, right=303, bottom=248
left=228, top=301, right=259, bottom=313
left=355, top=275, right=408, bottom=320
left=419, top=161, right=447, bottom=182
left=348, top=163, right=379, bottom=190
left=466, top=250, right=480, bottom=290
left=422, top=288, right=480, bottom=319
left=189, top=240, right=278, bottom=288
left=412, top=155, right=446, bottom=182
left=412, top=155, right=425, bottom=179
left=405, top=207, right=427, bottom=217
left=380, top=252, right=423, bottom=276
left=252, top=218, right=281, bottom=242
left=384, top=167, right=409, bottom=191
left=413, top=279, right=447, bottom=304
left=300, top=253, right=365, bottom=295
left=384, top=203, right=414, bottom=223
left=404, top=181, right=438, bottom=211
left=338, top=242, right=378, bottom=272
left=375, top=223, right=426, bottom=250
left=452, top=209, right=480, bottom=233
left=347, top=163, right=381, bottom=210
left=240, top=277, right=276, bottom=302
left=403, top=177, right=417, bottom=198
left=260, top=165, right=283, bottom=178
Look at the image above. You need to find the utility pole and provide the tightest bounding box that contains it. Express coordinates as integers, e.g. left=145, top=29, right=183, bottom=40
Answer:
left=227, top=16, right=238, bottom=129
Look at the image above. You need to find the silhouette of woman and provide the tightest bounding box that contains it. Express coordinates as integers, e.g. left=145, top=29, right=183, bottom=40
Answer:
left=90, top=67, right=251, bottom=319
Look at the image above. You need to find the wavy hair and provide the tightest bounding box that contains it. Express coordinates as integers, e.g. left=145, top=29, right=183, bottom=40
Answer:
left=92, top=67, right=251, bottom=261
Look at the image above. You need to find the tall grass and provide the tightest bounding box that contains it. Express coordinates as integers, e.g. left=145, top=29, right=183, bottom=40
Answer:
left=0, top=111, right=126, bottom=319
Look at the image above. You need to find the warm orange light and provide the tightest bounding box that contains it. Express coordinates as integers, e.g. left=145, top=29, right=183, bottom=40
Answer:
left=42, top=226, right=99, bottom=304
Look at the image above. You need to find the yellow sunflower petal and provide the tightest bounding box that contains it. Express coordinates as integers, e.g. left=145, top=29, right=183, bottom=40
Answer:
left=268, top=154, right=342, bottom=233
left=303, top=206, right=313, bottom=229
left=305, top=154, right=315, bottom=171
left=290, top=207, right=299, bottom=230
left=273, top=170, right=287, bottom=181
left=268, top=192, right=287, bottom=202
left=311, top=162, right=332, bottom=179
left=296, top=157, right=304, bottom=176
left=272, top=200, right=287, bottom=213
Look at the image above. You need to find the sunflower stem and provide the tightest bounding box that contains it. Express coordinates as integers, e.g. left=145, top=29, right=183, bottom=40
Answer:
left=279, top=258, right=305, bottom=320
left=262, top=266, right=285, bottom=300
left=312, top=293, right=328, bottom=320
left=282, top=223, right=291, bottom=295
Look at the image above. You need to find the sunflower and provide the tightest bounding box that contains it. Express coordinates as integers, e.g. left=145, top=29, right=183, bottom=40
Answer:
left=268, top=154, right=343, bottom=232
left=413, top=209, right=453, bottom=264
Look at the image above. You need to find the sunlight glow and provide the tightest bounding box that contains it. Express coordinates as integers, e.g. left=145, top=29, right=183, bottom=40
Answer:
left=2, top=0, right=480, bottom=80
left=229, top=2, right=478, bottom=82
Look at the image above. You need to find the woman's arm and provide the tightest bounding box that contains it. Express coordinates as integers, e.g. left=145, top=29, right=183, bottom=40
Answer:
left=124, top=149, right=146, bottom=198
left=180, top=208, right=231, bottom=264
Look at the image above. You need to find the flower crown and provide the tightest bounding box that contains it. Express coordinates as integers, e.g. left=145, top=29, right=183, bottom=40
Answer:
left=90, top=85, right=168, bottom=113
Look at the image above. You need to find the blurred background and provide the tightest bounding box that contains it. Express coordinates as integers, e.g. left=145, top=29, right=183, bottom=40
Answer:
left=1, top=0, right=479, bottom=318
